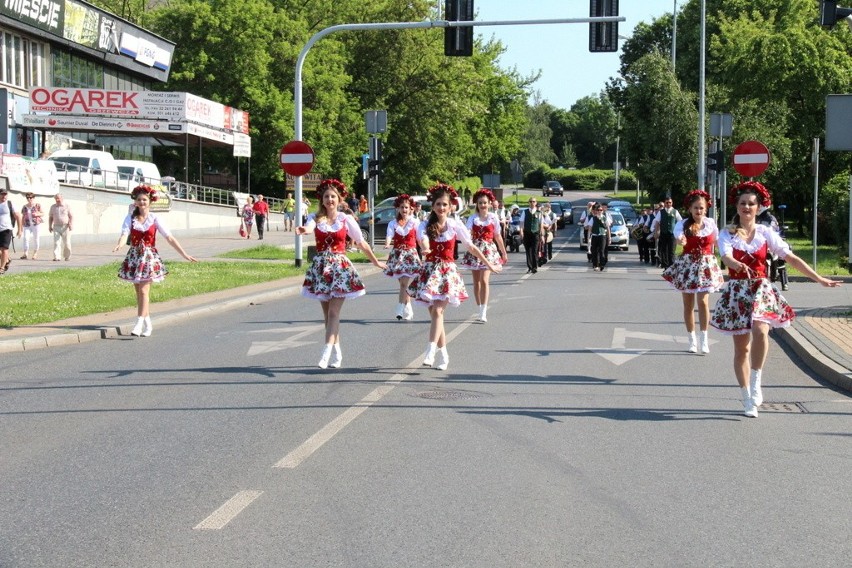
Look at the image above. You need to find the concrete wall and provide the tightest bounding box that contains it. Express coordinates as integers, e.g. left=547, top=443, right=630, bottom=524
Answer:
left=2, top=177, right=286, bottom=246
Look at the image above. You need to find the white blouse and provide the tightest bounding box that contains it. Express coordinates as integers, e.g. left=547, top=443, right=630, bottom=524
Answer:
left=120, top=213, right=172, bottom=239
left=674, top=217, right=719, bottom=240
left=304, top=213, right=363, bottom=244
left=718, top=223, right=791, bottom=259
left=466, top=212, right=500, bottom=230
left=417, top=216, right=473, bottom=245
left=386, top=216, right=419, bottom=240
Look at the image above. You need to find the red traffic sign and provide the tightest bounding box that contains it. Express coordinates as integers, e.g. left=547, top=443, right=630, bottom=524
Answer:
left=279, top=140, right=315, bottom=176
left=731, top=140, right=771, bottom=177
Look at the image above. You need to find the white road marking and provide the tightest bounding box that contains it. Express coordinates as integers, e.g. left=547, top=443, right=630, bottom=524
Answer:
left=247, top=325, right=323, bottom=356
left=273, top=321, right=472, bottom=469
left=194, top=490, right=263, bottom=530
left=588, top=327, right=715, bottom=366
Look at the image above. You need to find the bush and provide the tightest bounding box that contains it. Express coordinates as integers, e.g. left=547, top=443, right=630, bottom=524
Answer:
left=818, top=173, right=850, bottom=247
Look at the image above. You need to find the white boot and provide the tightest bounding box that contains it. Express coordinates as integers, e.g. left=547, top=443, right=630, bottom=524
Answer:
left=330, top=343, right=342, bottom=368
left=434, top=346, right=449, bottom=371
left=742, top=387, right=758, bottom=417
left=141, top=316, right=153, bottom=337
left=475, top=305, right=482, bottom=321
left=318, top=344, right=334, bottom=369
left=750, top=369, right=763, bottom=406
left=423, top=342, right=437, bottom=366
left=480, top=304, right=488, bottom=323
left=403, top=302, right=414, bottom=320
left=699, top=330, right=709, bottom=354
left=687, top=331, right=697, bottom=353
left=130, top=317, right=144, bottom=337
left=395, top=303, right=405, bottom=320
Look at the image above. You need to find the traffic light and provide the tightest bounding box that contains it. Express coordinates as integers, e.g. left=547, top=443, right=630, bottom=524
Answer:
left=445, top=0, right=474, bottom=57
left=707, top=150, right=725, bottom=173
left=589, top=0, right=619, bottom=53
left=820, top=1, right=852, bottom=28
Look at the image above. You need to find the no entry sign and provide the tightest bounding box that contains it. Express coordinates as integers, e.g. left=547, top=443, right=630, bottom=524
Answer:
left=732, top=140, right=771, bottom=177
left=279, top=140, right=315, bottom=176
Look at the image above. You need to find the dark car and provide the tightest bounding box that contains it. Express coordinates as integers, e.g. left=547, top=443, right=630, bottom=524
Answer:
left=607, top=204, right=638, bottom=228
left=542, top=180, right=564, bottom=196
left=548, top=202, right=569, bottom=228
left=548, top=199, right=572, bottom=225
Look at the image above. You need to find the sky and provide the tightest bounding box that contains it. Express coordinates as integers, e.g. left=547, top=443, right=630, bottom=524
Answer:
left=475, top=0, right=678, bottom=110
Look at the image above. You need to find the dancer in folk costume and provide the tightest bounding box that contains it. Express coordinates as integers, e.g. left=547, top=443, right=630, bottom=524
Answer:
left=383, top=194, right=422, bottom=321
left=662, top=190, right=725, bottom=354
left=461, top=188, right=507, bottom=322
left=297, top=179, right=386, bottom=369
left=408, top=183, right=502, bottom=370
left=711, top=181, right=841, bottom=418
left=113, top=185, right=197, bottom=337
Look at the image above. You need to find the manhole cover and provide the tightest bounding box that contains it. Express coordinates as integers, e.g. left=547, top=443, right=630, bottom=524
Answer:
left=762, top=402, right=808, bottom=413
left=416, top=390, right=483, bottom=401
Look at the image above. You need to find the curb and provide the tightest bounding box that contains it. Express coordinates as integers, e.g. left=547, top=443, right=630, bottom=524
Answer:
left=775, top=326, right=852, bottom=394
left=0, top=265, right=382, bottom=354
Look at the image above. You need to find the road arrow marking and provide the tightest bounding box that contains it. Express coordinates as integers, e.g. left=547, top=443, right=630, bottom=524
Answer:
left=588, top=327, right=713, bottom=365
left=247, top=325, right=323, bottom=357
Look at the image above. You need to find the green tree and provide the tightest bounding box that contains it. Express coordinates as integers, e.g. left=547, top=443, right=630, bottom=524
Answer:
left=620, top=51, right=697, bottom=200
left=519, top=96, right=556, bottom=172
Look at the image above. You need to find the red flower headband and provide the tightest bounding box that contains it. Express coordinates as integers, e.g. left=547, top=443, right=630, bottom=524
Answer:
left=316, top=178, right=348, bottom=201
left=393, top=193, right=414, bottom=208
left=683, top=189, right=711, bottom=209
left=426, top=183, right=458, bottom=203
left=131, top=184, right=158, bottom=202
left=473, top=188, right=496, bottom=203
left=729, top=181, right=771, bottom=207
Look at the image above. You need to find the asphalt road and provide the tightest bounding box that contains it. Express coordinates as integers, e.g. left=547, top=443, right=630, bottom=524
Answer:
left=1, top=226, right=850, bottom=567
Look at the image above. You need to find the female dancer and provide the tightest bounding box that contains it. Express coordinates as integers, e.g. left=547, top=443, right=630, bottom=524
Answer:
left=408, top=183, right=502, bottom=370
left=383, top=194, right=421, bottom=321
left=711, top=181, right=841, bottom=417
left=662, top=190, right=724, bottom=354
left=461, top=188, right=507, bottom=322
left=296, top=179, right=386, bottom=369
left=113, top=185, right=197, bottom=337
left=241, top=195, right=255, bottom=239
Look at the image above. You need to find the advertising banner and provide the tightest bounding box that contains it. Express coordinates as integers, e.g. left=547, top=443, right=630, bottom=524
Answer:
left=21, top=114, right=186, bottom=134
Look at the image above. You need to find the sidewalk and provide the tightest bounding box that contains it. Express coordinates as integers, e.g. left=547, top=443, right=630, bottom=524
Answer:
left=1, top=229, right=850, bottom=394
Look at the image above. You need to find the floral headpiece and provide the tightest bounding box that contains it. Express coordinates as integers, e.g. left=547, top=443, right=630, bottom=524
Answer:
left=426, top=183, right=458, bottom=203
left=472, top=188, right=496, bottom=204
left=316, top=178, right=348, bottom=201
left=683, top=189, right=711, bottom=209
left=393, top=193, right=414, bottom=208
left=131, top=184, right=158, bottom=202
left=729, top=181, right=771, bottom=207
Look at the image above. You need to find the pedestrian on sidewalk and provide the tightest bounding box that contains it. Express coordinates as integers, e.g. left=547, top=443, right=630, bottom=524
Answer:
left=461, top=188, right=507, bottom=322
left=383, top=194, right=421, bottom=321
left=0, top=189, right=22, bottom=274
left=113, top=185, right=198, bottom=337
left=282, top=192, right=296, bottom=232
left=48, top=193, right=73, bottom=261
left=241, top=195, right=255, bottom=239
left=662, top=190, right=725, bottom=354
left=409, top=183, right=502, bottom=371
left=20, top=192, right=44, bottom=260
left=297, top=179, right=386, bottom=369
left=710, top=181, right=842, bottom=418
left=252, top=194, right=269, bottom=239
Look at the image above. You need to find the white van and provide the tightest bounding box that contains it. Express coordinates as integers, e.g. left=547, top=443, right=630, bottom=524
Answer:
left=48, top=150, right=121, bottom=189
left=115, top=160, right=162, bottom=187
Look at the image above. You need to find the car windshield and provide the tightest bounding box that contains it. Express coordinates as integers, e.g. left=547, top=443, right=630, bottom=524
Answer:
left=546, top=181, right=560, bottom=187
left=609, top=212, right=625, bottom=225
left=50, top=157, right=90, bottom=168
left=550, top=203, right=563, bottom=215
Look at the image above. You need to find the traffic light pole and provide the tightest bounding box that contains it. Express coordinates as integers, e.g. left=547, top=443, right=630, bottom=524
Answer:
left=292, top=14, right=625, bottom=265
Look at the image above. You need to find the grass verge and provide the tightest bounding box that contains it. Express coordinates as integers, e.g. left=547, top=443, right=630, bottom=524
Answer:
left=1, top=245, right=378, bottom=328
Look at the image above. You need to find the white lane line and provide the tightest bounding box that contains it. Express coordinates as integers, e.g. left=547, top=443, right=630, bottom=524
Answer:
left=194, top=490, right=263, bottom=530
left=273, top=321, right=472, bottom=469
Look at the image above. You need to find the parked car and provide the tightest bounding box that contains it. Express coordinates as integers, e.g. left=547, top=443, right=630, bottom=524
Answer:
left=48, top=149, right=121, bottom=189
left=116, top=159, right=162, bottom=187
left=542, top=180, right=564, bottom=196
left=375, top=195, right=429, bottom=209
left=358, top=204, right=431, bottom=243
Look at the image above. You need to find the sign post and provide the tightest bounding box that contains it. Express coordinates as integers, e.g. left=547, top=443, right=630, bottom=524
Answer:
left=279, top=140, right=315, bottom=267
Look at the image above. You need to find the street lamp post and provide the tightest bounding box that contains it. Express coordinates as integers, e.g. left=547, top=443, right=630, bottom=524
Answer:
left=672, top=0, right=678, bottom=69
left=697, top=0, right=706, bottom=190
